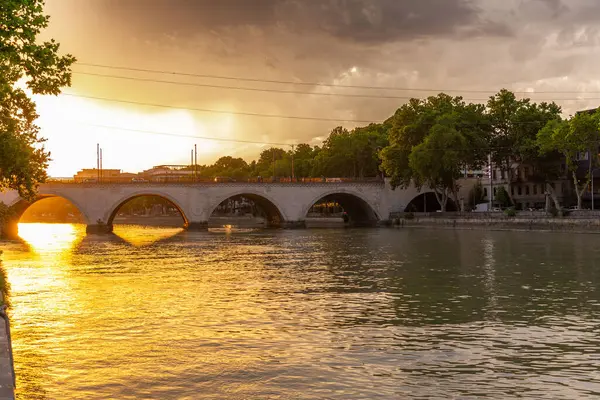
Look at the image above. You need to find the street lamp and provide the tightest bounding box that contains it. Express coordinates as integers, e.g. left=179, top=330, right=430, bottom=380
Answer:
left=592, top=168, right=600, bottom=210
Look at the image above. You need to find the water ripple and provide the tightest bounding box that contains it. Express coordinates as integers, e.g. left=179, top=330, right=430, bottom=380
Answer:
left=2, top=226, right=600, bottom=399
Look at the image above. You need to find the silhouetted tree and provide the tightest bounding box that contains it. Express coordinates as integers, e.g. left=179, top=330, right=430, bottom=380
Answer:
left=0, top=0, right=75, bottom=200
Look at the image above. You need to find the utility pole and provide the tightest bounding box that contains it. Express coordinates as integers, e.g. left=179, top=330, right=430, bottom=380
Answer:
left=96, top=143, right=100, bottom=182
left=194, top=144, right=197, bottom=182
left=190, top=149, right=194, bottom=181
left=488, top=153, right=494, bottom=210
left=100, top=148, right=103, bottom=183
left=291, top=145, right=295, bottom=182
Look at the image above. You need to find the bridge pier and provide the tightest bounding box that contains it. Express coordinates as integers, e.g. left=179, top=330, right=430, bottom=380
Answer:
left=281, top=220, right=306, bottom=229
left=187, top=221, right=209, bottom=231
left=86, top=224, right=113, bottom=234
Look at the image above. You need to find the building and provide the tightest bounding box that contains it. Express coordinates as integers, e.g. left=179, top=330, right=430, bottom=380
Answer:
left=140, top=165, right=195, bottom=182
left=480, top=162, right=570, bottom=210
left=74, top=168, right=122, bottom=182
left=74, top=169, right=139, bottom=182
left=475, top=106, right=600, bottom=210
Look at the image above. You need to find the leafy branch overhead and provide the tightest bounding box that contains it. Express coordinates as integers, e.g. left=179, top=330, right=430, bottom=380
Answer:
left=0, top=0, right=75, bottom=200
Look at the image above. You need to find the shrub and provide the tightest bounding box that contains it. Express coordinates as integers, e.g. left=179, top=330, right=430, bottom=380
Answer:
left=548, top=207, right=559, bottom=217
left=504, top=208, right=517, bottom=217
left=0, top=259, right=9, bottom=308
left=404, top=212, right=415, bottom=220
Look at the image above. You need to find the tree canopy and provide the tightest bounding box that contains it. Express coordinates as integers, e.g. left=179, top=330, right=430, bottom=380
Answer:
left=1, top=0, right=75, bottom=200
left=381, top=94, right=490, bottom=210
left=538, top=110, right=600, bottom=209
left=487, top=90, right=562, bottom=204
left=183, top=88, right=595, bottom=213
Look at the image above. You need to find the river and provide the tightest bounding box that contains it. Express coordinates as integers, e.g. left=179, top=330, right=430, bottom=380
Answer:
left=1, top=224, right=600, bottom=399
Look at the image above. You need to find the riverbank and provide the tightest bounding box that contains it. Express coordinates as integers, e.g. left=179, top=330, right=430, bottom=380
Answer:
left=0, top=256, right=14, bottom=399
left=392, top=212, right=600, bottom=233
left=0, top=295, right=14, bottom=400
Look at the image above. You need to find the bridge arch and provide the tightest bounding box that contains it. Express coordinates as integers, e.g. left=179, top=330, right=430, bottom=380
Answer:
left=1, top=193, right=90, bottom=238
left=207, top=190, right=287, bottom=228
left=303, top=190, right=380, bottom=225
left=106, top=192, right=189, bottom=227
left=10, top=193, right=91, bottom=225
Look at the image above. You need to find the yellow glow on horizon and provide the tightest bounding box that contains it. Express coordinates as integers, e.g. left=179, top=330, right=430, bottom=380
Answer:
left=32, top=94, right=239, bottom=177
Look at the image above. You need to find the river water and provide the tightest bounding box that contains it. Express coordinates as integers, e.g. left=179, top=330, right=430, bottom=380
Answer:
left=2, top=224, right=600, bottom=399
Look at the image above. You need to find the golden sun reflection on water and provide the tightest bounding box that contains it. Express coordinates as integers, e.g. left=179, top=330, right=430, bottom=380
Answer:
left=112, top=225, right=185, bottom=246
left=9, top=224, right=84, bottom=310
left=17, top=223, right=83, bottom=256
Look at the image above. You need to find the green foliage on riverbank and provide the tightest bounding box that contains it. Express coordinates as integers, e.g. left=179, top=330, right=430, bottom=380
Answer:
left=0, top=204, right=16, bottom=237
left=191, top=122, right=389, bottom=180
left=190, top=89, right=598, bottom=212
left=0, top=258, right=8, bottom=308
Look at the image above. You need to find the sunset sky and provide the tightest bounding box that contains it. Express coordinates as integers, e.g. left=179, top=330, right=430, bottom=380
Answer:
left=36, top=0, right=600, bottom=177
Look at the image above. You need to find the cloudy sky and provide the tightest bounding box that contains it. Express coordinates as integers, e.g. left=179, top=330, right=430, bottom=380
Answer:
left=36, top=0, right=600, bottom=176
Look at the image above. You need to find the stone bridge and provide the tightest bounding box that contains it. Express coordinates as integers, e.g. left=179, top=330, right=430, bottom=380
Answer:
left=0, top=179, right=475, bottom=235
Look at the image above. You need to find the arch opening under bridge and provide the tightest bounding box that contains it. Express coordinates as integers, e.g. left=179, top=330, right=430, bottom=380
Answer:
left=305, top=192, right=380, bottom=226
left=106, top=193, right=189, bottom=232
left=208, top=192, right=285, bottom=228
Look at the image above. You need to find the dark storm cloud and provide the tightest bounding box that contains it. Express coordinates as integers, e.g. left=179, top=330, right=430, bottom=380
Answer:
left=103, top=0, right=506, bottom=44
left=39, top=0, right=600, bottom=175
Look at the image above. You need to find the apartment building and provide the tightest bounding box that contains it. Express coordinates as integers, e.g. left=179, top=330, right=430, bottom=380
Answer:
left=481, top=163, right=570, bottom=210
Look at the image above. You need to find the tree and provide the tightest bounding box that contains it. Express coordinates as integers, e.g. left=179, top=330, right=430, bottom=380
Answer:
left=487, top=90, right=562, bottom=204
left=256, top=147, right=288, bottom=177
left=409, top=122, right=466, bottom=211
left=495, top=186, right=510, bottom=208
left=291, top=144, right=316, bottom=178
left=537, top=111, right=600, bottom=209
left=313, top=127, right=354, bottom=177
left=1, top=0, right=75, bottom=200
left=468, top=181, right=485, bottom=209
left=352, top=123, right=389, bottom=178
left=203, top=156, right=250, bottom=179
left=382, top=96, right=448, bottom=189
left=381, top=93, right=488, bottom=210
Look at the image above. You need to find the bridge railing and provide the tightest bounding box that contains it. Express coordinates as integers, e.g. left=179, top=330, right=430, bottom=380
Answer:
left=46, top=177, right=386, bottom=185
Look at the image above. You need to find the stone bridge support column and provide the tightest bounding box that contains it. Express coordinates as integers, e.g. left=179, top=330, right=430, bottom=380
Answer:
left=85, top=205, right=114, bottom=234
left=86, top=223, right=113, bottom=234
left=281, top=220, right=306, bottom=229
left=187, top=221, right=208, bottom=231
left=279, top=204, right=307, bottom=229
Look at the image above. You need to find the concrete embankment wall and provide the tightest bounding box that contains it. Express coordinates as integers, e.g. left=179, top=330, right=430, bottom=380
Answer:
left=391, top=211, right=600, bottom=233
left=0, top=294, right=15, bottom=400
